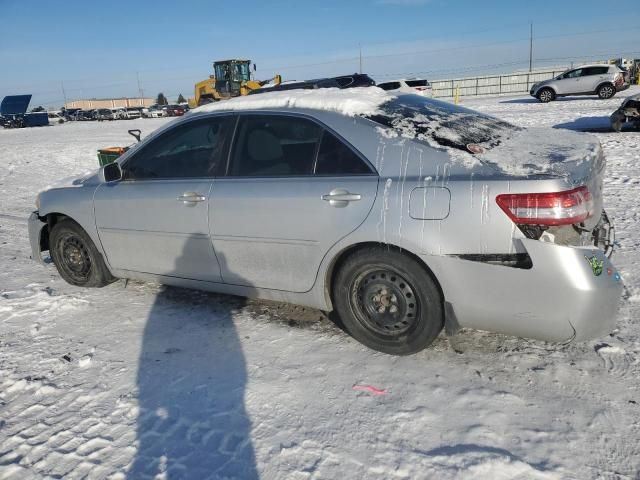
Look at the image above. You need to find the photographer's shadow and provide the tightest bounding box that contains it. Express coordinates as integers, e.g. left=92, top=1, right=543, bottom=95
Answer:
left=129, top=238, right=258, bottom=479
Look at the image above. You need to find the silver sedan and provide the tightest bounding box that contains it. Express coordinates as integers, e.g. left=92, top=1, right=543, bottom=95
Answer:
left=28, top=89, right=623, bottom=354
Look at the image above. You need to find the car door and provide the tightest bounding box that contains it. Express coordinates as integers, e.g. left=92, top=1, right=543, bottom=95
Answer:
left=581, top=66, right=609, bottom=92
left=94, top=115, right=235, bottom=281
left=210, top=113, right=378, bottom=292
left=556, top=68, right=582, bottom=95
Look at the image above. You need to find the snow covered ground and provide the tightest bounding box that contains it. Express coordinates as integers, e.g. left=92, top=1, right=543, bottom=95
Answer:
left=1, top=88, right=639, bottom=479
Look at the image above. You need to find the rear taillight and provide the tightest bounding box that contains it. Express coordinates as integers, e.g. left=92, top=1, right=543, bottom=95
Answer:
left=614, top=73, right=623, bottom=86
left=496, top=186, right=594, bottom=226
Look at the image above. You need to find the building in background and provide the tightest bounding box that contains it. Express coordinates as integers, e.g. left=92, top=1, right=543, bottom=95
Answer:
left=64, top=97, right=154, bottom=109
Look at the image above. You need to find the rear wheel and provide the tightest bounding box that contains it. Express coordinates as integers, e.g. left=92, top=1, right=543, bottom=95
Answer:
left=597, top=83, right=616, bottom=99
left=50, top=218, right=116, bottom=288
left=333, top=248, right=443, bottom=355
left=537, top=88, right=555, bottom=103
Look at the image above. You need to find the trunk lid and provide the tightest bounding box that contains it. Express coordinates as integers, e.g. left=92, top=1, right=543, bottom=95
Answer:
left=479, top=127, right=605, bottom=230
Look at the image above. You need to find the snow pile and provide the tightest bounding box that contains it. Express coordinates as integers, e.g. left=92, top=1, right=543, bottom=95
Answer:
left=195, top=86, right=394, bottom=117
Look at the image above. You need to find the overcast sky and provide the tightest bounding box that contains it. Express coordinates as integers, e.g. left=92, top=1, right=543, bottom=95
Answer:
left=1, top=0, right=639, bottom=107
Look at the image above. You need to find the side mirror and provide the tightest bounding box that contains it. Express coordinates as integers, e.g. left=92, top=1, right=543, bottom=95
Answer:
left=103, top=162, right=123, bottom=182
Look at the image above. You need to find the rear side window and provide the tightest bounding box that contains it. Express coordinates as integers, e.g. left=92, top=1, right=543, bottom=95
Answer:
left=315, top=131, right=373, bottom=175
left=406, top=79, right=430, bottom=87
left=582, top=66, right=609, bottom=76
left=378, top=82, right=401, bottom=91
left=229, top=115, right=322, bottom=176
left=124, top=117, right=234, bottom=179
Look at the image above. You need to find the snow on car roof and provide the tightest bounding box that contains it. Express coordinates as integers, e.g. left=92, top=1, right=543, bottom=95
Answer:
left=195, top=86, right=394, bottom=117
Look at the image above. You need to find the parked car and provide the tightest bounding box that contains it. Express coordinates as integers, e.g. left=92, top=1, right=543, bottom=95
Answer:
left=62, top=108, right=81, bottom=121
left=165, top=104, right=185, bottom=117
left=377, top=79, right=432, bottom=96
left=142, top=105, right=167, bottom=118
left=109, top=108, right=126, bottom=120
left=47, top=111, right=65, bottom=125
left=74, top=110, right=95, bottom=121
left=28, top=89, right=622, bottom=355
left=122, top=107, right=142, bottom=119
left=530, top=64, right=629, bottom=102
left=610, top=93, right=640, bottom=132
left=94, top=108, right=115, bottom=121
left=250, top=73, right=376, bottom=95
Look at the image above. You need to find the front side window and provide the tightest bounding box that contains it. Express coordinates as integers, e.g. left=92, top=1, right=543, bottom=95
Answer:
left=563, top=69, right=583, bottom=79
left=229, top=115, right=322, bottom=176
left=124, top=116, right=234, bottom=180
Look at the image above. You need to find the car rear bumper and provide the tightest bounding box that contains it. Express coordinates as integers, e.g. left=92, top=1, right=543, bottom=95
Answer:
left=28, top=211, right=48, bottom=265
left=425, top=238, right=623, bottom=343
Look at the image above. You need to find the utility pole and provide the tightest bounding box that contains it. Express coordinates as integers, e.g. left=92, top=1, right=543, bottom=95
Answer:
left=61, top=81, right=68, bottom=107
left=529, top=22, right=533, bottom=72
left=359, top=44, right=363, bottom=74
left=136, top=71, right=144, bottom=100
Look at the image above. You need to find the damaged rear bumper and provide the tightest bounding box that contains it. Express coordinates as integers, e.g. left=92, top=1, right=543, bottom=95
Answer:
left=425, top=238, right=623, bottom=343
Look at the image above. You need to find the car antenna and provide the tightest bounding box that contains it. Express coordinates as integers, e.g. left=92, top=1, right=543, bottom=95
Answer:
left=128, top=129, right=141, bottom=142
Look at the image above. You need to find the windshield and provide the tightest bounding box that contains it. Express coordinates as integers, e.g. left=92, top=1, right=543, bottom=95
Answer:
left=365, top=95, right=520, bottom=151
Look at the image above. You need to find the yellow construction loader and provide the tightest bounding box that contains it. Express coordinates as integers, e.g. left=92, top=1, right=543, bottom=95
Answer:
left=188, top=59, right=282, bottom=107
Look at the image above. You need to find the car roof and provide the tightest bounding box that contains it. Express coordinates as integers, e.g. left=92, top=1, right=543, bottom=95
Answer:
left=569, top=64, right=613, bottom=69
left=194, top=86, right=393, bottom=118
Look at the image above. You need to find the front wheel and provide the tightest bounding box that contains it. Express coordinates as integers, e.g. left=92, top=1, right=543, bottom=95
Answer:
left=597, top=83, right=616, bottom=99
left=333, top=248, right=443, bottom=355
left=537, top=88, right=555, bottom=103
left=50, top=218, right=116, bottom=287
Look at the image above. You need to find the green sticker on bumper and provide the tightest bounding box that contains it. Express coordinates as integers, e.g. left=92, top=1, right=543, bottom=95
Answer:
left=585, top=255, right=604, bottom=276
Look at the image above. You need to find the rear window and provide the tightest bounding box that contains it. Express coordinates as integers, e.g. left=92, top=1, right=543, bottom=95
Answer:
left=365, top=95, right=520, bottom=151
left=405, top=79, right=430, bottom=87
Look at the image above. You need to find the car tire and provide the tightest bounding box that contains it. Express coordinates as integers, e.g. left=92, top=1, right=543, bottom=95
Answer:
left=49, top=218, right=116, bottom=288
left=537, top=88, right=555, bottom=103
left=333, top=247, right=443, bottom=355
left=597, top=83, right=616, bottom=99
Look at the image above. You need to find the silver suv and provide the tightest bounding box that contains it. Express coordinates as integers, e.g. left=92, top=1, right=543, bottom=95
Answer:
left=530, top=64, right=628, bottom=102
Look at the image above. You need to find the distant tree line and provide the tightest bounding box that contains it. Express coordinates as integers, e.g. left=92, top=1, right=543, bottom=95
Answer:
left=155, top=93, right=187, bottom=105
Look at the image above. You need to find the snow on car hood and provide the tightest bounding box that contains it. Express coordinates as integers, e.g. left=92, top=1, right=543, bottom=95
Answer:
left=195, top=87, right=394, bottom=117
left=475, top=127, right=603, bottom=178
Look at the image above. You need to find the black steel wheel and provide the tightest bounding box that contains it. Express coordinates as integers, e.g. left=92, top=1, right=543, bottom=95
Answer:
left=352, top=268, right=419, bottom=336
left=333, top=247, right=443, bottom=355
left=49, top=218, right=116, bottom=288
left=597, top=83, right=616, bottom=99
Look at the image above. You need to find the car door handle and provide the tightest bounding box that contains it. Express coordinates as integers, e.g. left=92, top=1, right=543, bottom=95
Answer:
left=322, top=189, right=361, bottom=207
left=177, top=192, right=206, bottom=204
